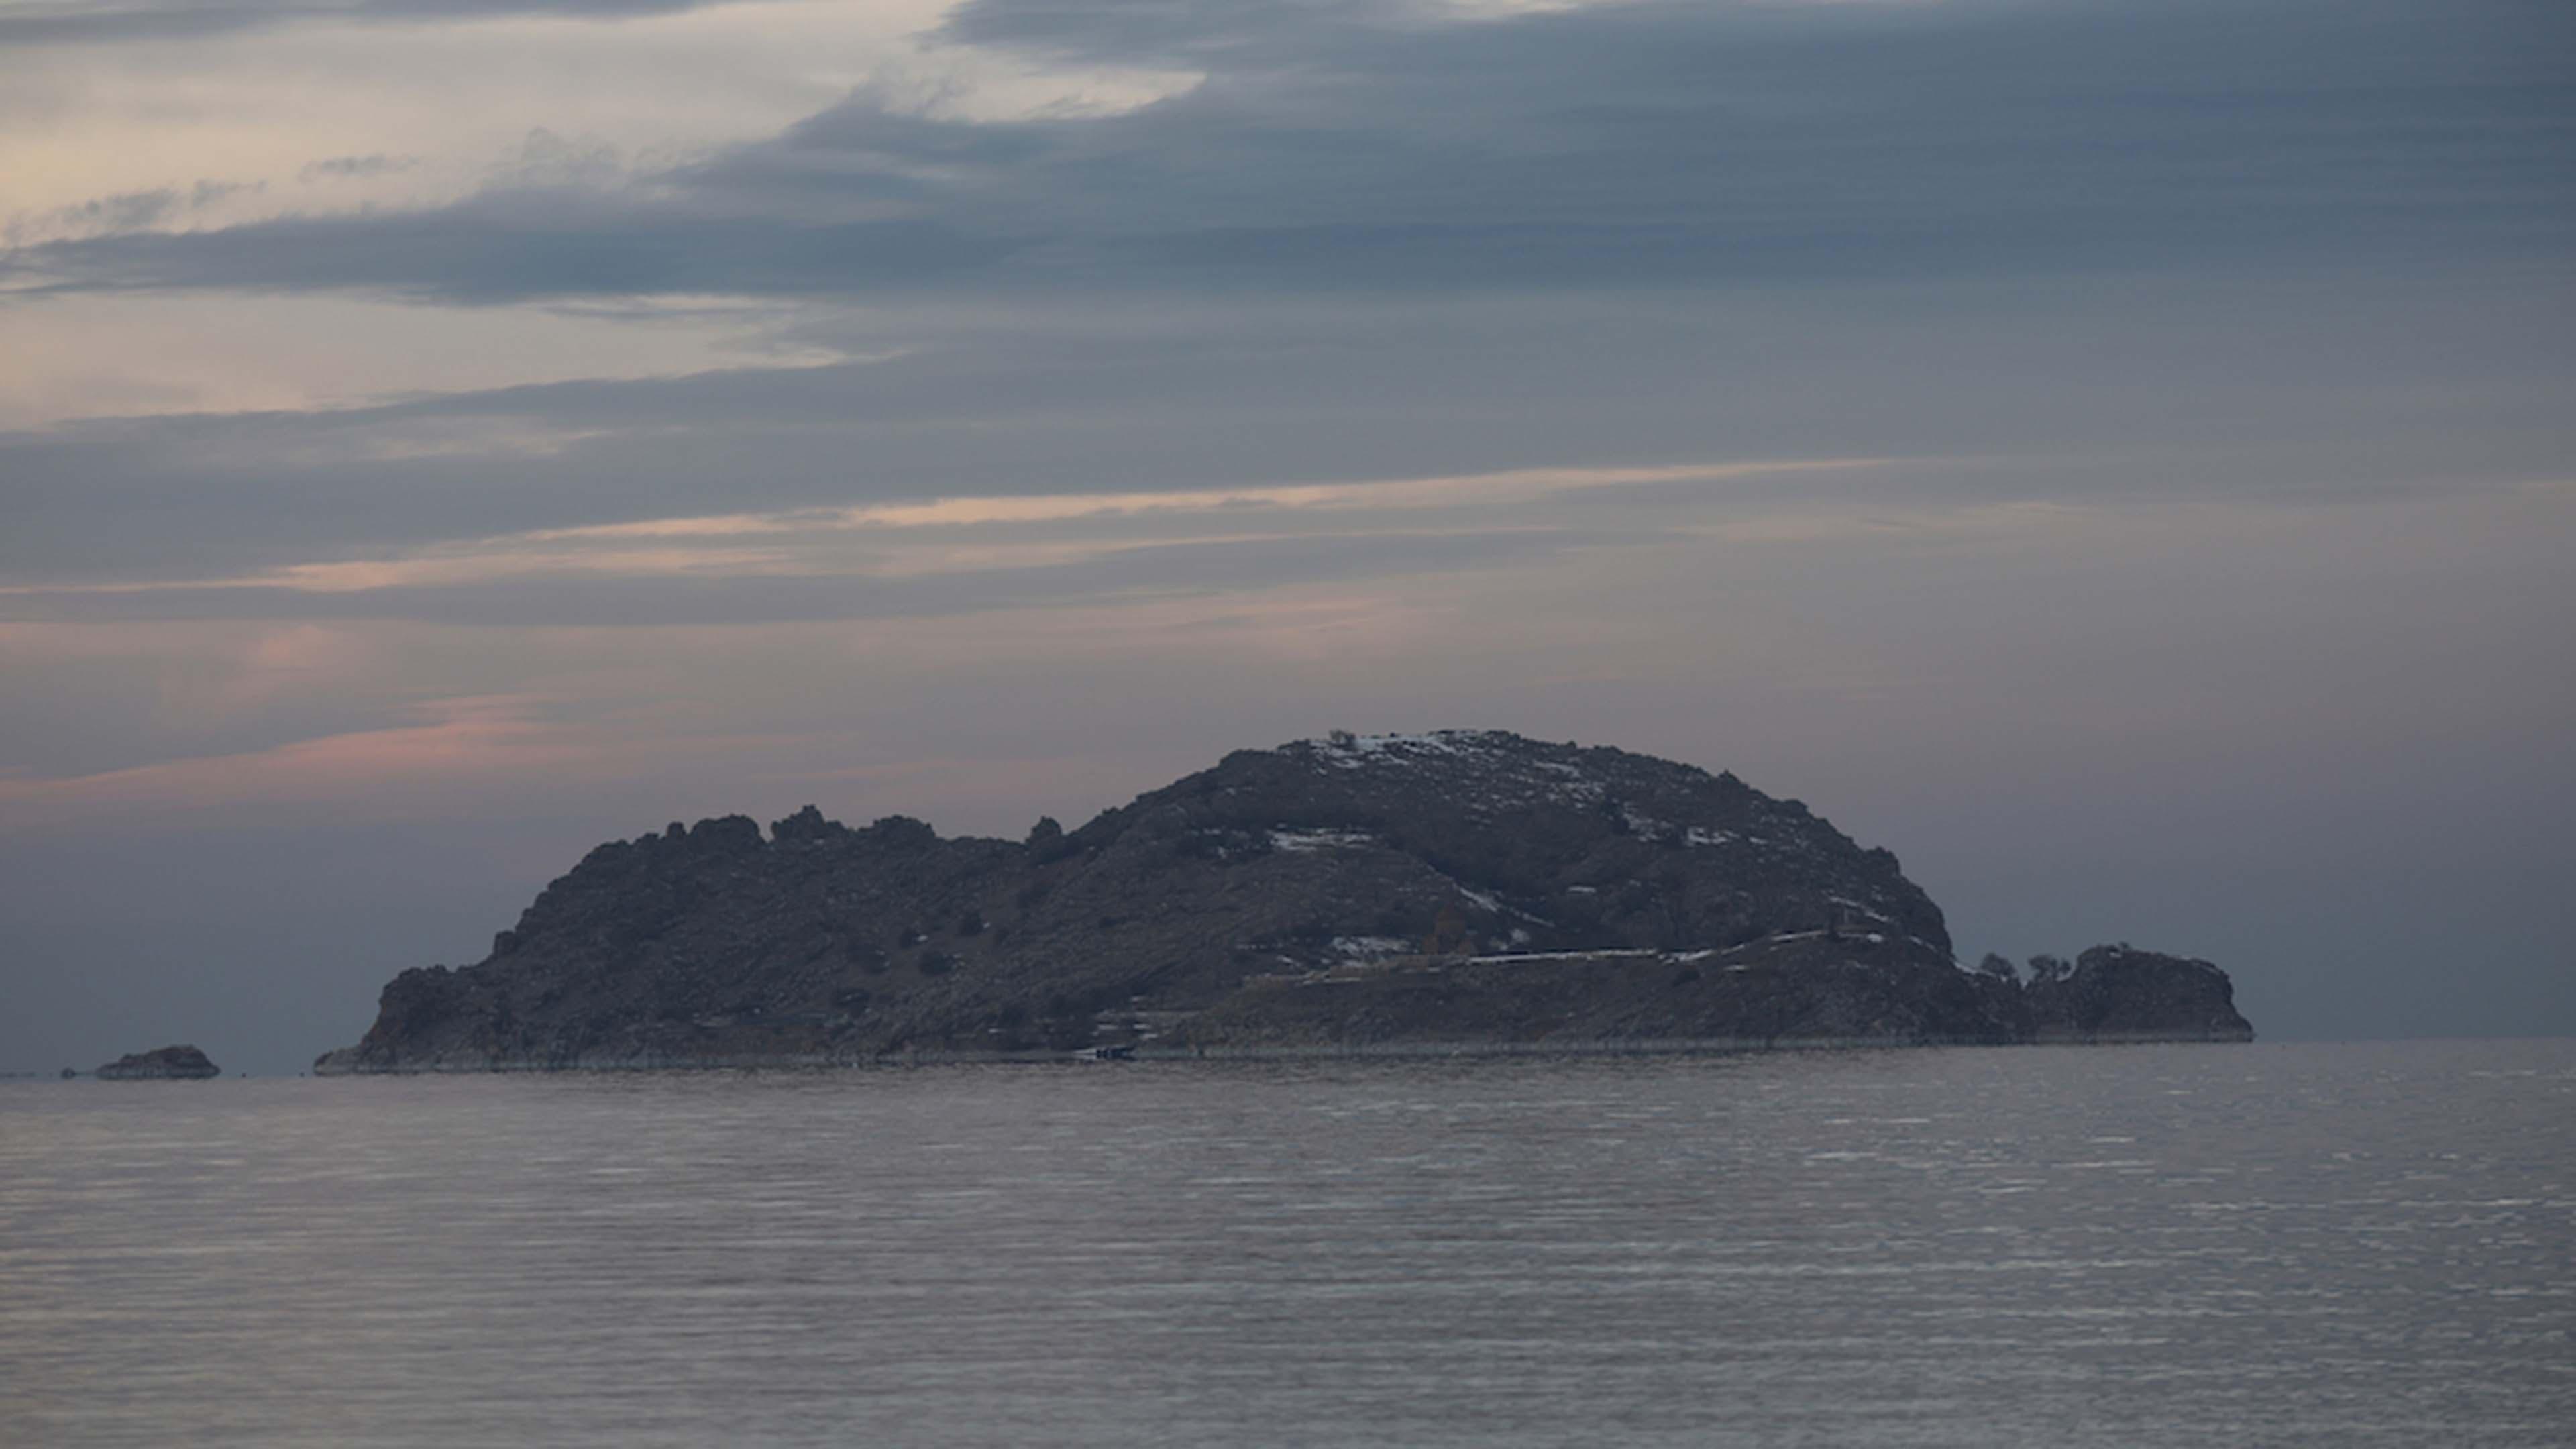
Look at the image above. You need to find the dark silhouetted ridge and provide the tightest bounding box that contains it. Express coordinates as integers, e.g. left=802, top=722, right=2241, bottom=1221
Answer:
left=316, top=731, right=2250, bottom=1071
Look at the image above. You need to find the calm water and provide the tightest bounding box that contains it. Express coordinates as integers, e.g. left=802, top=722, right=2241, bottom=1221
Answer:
left=3, top=1040, right=2571, bottom=1447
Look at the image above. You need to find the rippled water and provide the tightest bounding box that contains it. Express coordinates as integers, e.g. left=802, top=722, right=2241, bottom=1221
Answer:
left=3, top=1040, right=2571, bottom=1447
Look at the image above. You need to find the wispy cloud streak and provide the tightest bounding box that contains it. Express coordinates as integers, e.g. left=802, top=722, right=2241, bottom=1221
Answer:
left=0, top=456, right=1894, bottom=602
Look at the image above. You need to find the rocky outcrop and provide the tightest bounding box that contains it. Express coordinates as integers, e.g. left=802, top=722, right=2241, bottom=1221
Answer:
left=316, top=731, right=2251, bottom=1071
left=2025, top=944, right=2254, bottom=1043
left=95, top=1044, right=221, bottom=1079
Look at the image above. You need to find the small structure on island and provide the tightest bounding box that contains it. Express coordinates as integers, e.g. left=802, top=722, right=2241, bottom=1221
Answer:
left=1420, top=904, right=1476, bottom=959
left=94, top=1044, right=221, bottom=1080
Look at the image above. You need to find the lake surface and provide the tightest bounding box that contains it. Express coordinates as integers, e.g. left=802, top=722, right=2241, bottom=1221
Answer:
left=3, top=1040, right=2571, bottom=1447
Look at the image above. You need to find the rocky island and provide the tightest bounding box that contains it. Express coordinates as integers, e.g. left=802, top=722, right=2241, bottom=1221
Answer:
left=95, top=1044, right=222, bottom=1079
left=317, top=731, right=2251, bottom=1073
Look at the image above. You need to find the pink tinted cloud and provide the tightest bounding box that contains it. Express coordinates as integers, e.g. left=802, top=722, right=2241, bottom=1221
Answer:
left=0, top=694, right=602, bottom=829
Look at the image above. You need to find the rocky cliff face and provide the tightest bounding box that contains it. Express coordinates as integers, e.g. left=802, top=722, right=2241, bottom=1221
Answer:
left=95, top=1044, right=221, bottom=1079
left=2025, top=945, right=2253, bottom=1043
left=316, top=731, right=2250, bottom=1071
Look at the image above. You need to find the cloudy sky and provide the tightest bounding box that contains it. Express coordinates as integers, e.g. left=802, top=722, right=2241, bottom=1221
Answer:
left=3, top=0, right=2570, bottom=1072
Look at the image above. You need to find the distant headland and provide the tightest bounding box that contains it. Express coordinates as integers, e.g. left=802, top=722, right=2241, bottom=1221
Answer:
left=95, top=1044, right=222, bottom=1080
left=317, top=731, right=2251, bottom=1073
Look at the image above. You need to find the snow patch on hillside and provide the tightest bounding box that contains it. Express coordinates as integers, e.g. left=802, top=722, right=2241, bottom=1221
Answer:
left=1305, top=730, right=1513, bottom=769
left=1271, top=828, right=1375, bottom=852
left=1330, top=935, right=1410, bottom=960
